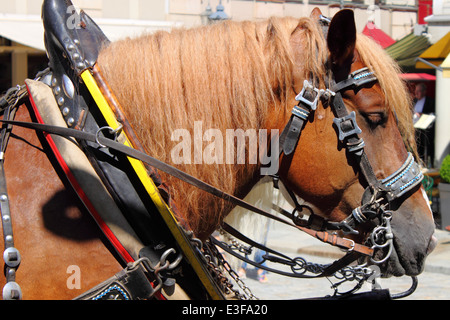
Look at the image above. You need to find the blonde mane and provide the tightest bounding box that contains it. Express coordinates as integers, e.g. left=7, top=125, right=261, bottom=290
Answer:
left=97, top=16, right=415, bottom=238
left=355, top=34, right=416, bottom=156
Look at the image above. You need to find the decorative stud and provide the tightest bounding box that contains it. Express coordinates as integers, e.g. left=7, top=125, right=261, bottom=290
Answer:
left=62, top=74, right=75, bottom=99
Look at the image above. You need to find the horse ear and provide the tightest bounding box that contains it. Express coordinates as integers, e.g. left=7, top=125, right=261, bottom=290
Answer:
left=310, top=7, right=323, bottom=21
left=327, top=9, right=356, bottom=66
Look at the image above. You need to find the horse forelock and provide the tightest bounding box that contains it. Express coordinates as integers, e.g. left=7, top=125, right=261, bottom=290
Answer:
left=96, top=16, right=415, bottom=237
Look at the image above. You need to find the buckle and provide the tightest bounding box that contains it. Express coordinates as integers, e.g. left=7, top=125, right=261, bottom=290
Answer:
left=295, top=80, right=322, bottom=111
left=327, top=216, right=360, bottom=235
left=333, top=111, right=362, bottom=142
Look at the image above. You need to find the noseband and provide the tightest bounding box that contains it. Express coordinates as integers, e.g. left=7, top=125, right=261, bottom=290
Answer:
left=278, top=63, right=424, bottom=263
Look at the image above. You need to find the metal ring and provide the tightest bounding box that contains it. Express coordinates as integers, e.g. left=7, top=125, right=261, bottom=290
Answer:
left=95, top=126, right=113, bottom=148
left=370, top=226, right=391, bottom=249
left=347, top=239, right=355, bottom=253
left=167, top=254, right=183, bottom=271
left=95, top=125, right=123, bottom=148
left=371, top=242, right=393, bottom=265
left=160, top=248, right=176, bottom=266
left=159, top=248, right=183, bottom=271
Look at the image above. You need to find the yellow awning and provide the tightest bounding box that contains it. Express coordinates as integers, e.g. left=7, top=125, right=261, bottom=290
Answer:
left=442, top=53, right=450, bottom=78
left=416, top=32, right=450, bottom=69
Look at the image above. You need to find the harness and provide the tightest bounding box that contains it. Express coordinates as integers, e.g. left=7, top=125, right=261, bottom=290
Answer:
left=0, top=85, right=27, bottom=300
left=0, top=1, right=423, bottom=300
left=272, top=65, right=423, bottom=258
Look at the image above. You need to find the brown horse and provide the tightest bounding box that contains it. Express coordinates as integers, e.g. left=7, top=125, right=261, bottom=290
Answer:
left=1, top=8, right=436, bottom=300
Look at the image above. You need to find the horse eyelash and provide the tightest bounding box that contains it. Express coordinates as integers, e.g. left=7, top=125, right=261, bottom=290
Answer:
left=360, top=111, right=387, bottom=128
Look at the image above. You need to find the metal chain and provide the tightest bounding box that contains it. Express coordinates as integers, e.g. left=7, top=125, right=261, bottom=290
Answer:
left=217, top=227, right=382, bottom=297
left=219, top=228, right=253, bottom=256
left=205, top=238, right=258, bottom=300
left=183, top=228, right=258, bottom=300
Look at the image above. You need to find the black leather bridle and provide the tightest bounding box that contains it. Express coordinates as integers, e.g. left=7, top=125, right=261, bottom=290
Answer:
left=276, top=61, right=423, bottom=264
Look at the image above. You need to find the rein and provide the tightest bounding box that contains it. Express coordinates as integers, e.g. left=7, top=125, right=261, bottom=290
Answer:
left=0, top=117, right=374, bottom=260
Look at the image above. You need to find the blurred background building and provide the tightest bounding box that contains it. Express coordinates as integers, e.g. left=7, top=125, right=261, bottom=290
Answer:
left=0, top=0, right=430, bottom=89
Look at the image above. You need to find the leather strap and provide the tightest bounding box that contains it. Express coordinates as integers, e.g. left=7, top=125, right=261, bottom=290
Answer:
left=331, top=90, right=380, bottom=187
left=279, top=81, right=318, bottom=156
left=0, top=91, right=23, bottom=300
left=0, top=119, right=374, bottom=258
left=75, top=261, right=155, bottom=300
left=280, top=115, right=306, bottom=156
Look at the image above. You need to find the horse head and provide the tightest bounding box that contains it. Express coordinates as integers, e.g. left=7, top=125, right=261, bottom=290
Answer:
left=97, top=9, right=436, bottom=277
left=275, top=9, right=436, bottom=277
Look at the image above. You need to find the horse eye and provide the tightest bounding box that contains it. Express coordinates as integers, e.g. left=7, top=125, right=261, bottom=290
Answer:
left=361, top=112, right=386, bottom=128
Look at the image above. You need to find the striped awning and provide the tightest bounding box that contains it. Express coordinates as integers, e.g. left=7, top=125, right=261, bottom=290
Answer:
left=386, top=33, right=431, bottom=70
left=416, top=32, right=450, bottom=69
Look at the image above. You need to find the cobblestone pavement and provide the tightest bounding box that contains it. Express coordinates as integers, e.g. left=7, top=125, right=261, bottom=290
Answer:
left=225, top=221, right=450, bottom=300
left=238, top=253, right=450, bottom=300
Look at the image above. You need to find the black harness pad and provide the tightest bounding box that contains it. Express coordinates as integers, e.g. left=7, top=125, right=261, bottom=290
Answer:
left=42, top=0, right=110, bottom=128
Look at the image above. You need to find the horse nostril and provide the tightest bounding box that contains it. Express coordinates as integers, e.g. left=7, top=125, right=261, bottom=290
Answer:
left=427, top=234, right=438, bottom=255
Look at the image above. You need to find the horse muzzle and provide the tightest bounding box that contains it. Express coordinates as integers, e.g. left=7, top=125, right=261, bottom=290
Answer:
left=376, top=203, right=436, bottom=277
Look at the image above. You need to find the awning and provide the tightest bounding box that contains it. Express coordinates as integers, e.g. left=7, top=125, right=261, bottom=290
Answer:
left=0, top=13, right=183, bottom=52
left=415, top=32, right=450, bottom=69
left=385, top=33, right=431, bottom=70
left=399, top=73, right=436, bottom=81
left=362, top=22, right=395, bottom=49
